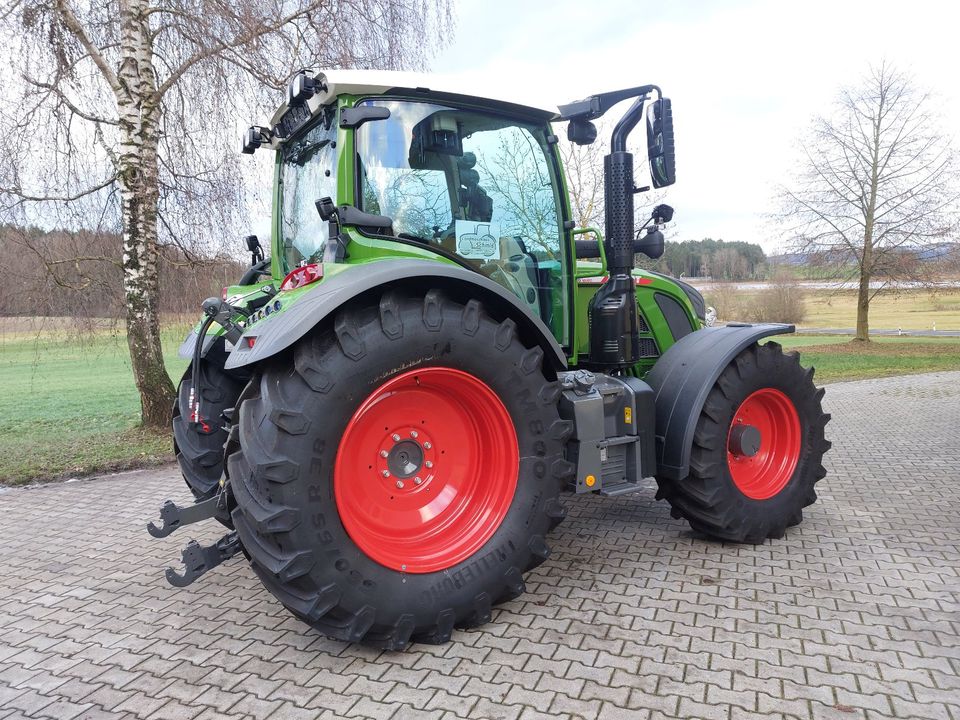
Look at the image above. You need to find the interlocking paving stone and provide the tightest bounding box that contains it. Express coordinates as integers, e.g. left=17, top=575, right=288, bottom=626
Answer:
left=1, top=370, right=959, bottom=719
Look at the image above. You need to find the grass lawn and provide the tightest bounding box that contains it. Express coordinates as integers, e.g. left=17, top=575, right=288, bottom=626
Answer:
left=771, top=335, right=960, bottom=383
left=0, top=319, right=957, bottom=485
left=0, top=321, right=189, bottom=485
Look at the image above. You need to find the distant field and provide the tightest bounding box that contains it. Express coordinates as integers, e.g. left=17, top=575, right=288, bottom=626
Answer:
left=704, top=285, right=960, bottom=331
left=801, top=287, right=960, bottom=330
left=0, top=318, right=957, bottom=485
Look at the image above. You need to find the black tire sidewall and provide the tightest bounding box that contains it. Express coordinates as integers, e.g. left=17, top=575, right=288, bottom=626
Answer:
left=711, top=353, right=820, bottom=517
left=669, top=342, right=829, bottom=542
left=240, top=296, right=562, bottom=632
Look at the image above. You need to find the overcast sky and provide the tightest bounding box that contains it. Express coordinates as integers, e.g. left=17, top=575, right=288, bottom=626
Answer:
left=431, top=0, right=960, bottom=252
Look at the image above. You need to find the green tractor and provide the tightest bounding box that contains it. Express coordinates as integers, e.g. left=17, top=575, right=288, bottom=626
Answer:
left=151, top=70, right=830, bottom=648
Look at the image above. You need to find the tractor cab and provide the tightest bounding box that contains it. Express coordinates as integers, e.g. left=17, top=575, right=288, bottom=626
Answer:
left=353, top=98, right=564, bottom=330
left=271, top=85, right=569, bottom=339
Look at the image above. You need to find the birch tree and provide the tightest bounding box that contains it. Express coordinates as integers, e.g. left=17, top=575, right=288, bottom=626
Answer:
left=0, top=0, right=452, bottom=426
left=778, top=62, right=958, bottom=340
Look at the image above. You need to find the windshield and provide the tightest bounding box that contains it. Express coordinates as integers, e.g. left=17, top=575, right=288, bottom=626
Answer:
left=279, top=110, right=338, bottom=270
left=356, top=98, right=569, bottom=343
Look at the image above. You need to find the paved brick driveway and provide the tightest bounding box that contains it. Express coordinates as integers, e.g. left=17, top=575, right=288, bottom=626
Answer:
left=1, top=371, right=959, bottom=720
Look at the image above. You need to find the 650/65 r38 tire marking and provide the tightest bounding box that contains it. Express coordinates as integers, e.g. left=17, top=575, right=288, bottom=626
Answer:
left=335, top=367, right=519, bottom=573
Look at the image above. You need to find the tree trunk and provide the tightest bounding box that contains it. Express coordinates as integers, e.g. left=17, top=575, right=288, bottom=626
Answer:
left=855, top=249, right=871, bottom=341
left=118, top=0, right=175, bottom=427
left=119, top=140, right=174, bottom=426
left=856, top=105, right=882, bottom=343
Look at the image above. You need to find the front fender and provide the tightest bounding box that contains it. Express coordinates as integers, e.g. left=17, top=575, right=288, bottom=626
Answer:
left=645, top=323, right=795, bottom=481
left=224, top=258, right=568, bottom=372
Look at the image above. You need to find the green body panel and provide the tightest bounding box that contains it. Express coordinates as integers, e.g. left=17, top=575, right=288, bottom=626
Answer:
left=207, top=91, right=700, bottom=371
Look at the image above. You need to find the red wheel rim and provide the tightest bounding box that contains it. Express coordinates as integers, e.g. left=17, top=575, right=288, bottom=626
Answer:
left=334, top=367, right=518, bottom=573
left=726, top=388, right=801, bottom=500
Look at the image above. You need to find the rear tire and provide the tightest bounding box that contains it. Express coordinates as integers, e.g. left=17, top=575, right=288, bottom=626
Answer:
left=655, top=341, right=831, bottom=543
left=229, top=291, right=571, bottom=648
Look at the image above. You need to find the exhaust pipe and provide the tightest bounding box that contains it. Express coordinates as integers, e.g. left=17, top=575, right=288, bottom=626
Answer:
left=588, top=98, right=647, bottom=368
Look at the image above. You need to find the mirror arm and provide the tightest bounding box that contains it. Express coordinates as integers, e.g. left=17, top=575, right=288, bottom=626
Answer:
left=558, top=84, right=661, bottom=122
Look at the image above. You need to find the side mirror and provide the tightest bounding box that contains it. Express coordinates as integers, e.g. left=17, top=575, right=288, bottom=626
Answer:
left=646, top=98, right=676, bottom=188
left=244, top=234, right=264, bottom=264
left=633, top=227, right=664, bottom=259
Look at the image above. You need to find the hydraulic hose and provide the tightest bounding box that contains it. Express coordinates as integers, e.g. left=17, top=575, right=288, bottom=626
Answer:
left=189, top=314, right=217, bottom=429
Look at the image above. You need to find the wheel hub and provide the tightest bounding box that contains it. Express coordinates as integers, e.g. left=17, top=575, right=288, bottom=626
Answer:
left=334, top=367, right=519, bottom=573
left=385, top=438, right=426, bottom=479
left=728, top=424, right=761, bottom=457
left=726, top=388, right=801, bottom=500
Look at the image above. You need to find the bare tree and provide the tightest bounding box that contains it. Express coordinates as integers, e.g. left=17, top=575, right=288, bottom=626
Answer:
left=477, top=129, right=561, bottom=258
left=558, top=130, right=668, bottom=262
left=559, top=138, right=606, bottom=229
left=0, top=0, right=452, bottom=426
left=778, top=62, right=958, bottom=340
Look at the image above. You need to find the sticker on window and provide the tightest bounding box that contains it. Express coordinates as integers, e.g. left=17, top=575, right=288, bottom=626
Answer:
left=455, top=220, right=500, bottom=260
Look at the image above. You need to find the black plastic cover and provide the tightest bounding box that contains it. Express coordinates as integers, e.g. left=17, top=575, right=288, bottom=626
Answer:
left=655, top=292, right=695, bottom=341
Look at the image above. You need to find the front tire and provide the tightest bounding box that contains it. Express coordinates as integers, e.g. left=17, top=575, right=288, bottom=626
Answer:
left=656, top=341, right=831, bottom=543
left=228, top=291, right=571, bottom=648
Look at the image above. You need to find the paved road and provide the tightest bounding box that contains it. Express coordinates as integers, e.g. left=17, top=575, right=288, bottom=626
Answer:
left=1, top=372, right=959, bottom=720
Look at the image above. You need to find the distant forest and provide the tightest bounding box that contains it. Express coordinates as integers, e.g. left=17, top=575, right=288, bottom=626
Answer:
left=0, top=225, right=244, bottom=318
left=647, top=239, right=767, bottom=280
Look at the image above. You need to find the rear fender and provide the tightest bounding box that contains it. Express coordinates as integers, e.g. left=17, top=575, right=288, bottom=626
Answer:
left=178, top=329, right=221, bottom=360
left=645, top=323, right=795, bottom=480
left=223, top=258, right=568, bottom=373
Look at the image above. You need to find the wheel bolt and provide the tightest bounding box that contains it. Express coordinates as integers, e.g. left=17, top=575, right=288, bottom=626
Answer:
left=410, top=430, right=418, bottom=438
left=379, top=450, right=388, bottom=458
left=413, top=476, right=423, bottom=485
left=395, top=480, right=405, bottom=489
left=392, top=433, right=401, bottom=442
left=425, top=461, right=433, bottom=468
left=381, top=470, right=390, bottom=478
left=424, top=441, right=432, bottom=450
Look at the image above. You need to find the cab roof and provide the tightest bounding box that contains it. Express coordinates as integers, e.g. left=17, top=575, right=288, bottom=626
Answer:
left=268, top=69, right=559, bottom=130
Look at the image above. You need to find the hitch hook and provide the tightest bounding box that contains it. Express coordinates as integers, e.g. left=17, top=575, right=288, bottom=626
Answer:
left=165, top=532, right=242, bottom=588
left=147, top=495, right=223, bottom=538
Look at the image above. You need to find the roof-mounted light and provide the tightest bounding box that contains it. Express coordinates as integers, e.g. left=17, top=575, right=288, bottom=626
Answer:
left=241, top=125, right=271, bottom=155
left=287, top=71, right=324, bottom=108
